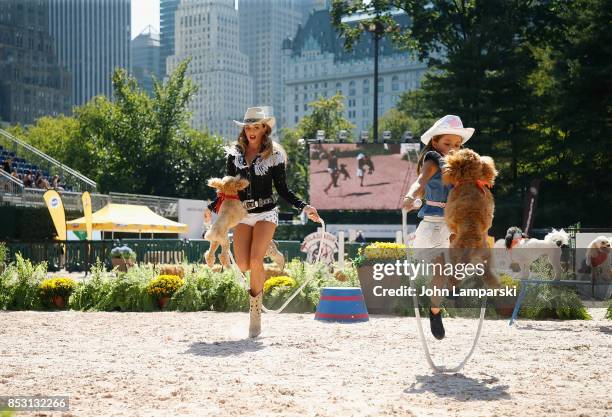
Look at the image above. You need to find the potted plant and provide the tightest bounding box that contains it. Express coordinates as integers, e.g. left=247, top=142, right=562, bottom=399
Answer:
left=494, top=274, right=520, bottom=317
left=39, top=277, right=77, bottom=309
left=355, top=241, right=407, bottom=314
left=146, top=274, right=185, bottom=309
left=110, top=245, right=136, bottom=272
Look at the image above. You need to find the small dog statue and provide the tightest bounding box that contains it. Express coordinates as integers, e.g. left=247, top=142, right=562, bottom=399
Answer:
left=265, top=239, right=285, bottom=271
left=204, top=175, right=249, bottom=267
left=442, top=148, right=499, bottom=287
left=493, top=226, right=528, bottom=272
left=495, top=228, right=570, bottom=279
left=586, top=236, right=611, bottom=282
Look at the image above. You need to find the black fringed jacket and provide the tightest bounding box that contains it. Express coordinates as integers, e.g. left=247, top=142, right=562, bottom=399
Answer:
left=207, top=145, right=307, bottom=214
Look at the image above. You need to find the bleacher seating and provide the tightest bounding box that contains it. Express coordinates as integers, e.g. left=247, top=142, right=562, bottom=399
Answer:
left=0, top=144, right=68, bottom=190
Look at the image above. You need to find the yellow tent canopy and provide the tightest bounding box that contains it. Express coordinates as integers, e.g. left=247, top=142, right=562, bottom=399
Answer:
left=66, top=203, right=188, bottom=234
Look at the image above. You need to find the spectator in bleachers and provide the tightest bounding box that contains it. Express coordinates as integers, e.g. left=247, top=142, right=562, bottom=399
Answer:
left=23, top=170, right=33, bottom=187
left=36, top=176, right=50, bottom=189
left=2, top=157, right=12, bottom=173
left=11, top=169, right=20, bottom=180
left=51, top=175, right=64, bottom=191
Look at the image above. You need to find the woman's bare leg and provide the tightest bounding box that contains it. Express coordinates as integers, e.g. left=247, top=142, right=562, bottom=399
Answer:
left=233, top=223, right=253, bottom=273
left=249, top=221, right=277, bottom=295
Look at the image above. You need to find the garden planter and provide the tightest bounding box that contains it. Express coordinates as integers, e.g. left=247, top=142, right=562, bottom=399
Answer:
left=494, top=296, right=517, bottom=317
left=52, top=295, right=66, bottom=309
left=112, top=258, right=134, bottom=272
left=357, top=265, right=405, bottom=315
left=157, top=296, right=171, bottom=309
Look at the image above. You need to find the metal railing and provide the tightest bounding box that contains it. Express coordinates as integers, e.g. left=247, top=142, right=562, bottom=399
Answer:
left=108, top=192, right=179, bottom=217
left=0, top=186, right=180, bottom=218
left=0, top=128, right=97, bottom=192
left=2, top=239, right=364, bottom=272
left=2, top=187, right=111, bottom=212
left=0, top=169, right=24, bottom=196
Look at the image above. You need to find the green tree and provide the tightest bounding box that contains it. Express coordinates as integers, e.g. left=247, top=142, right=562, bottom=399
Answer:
left=332, top=0, right=568, bottom=234
left=297, top=93, right=355, bottom=141
left=7, top=60, right=226, bottom=201
left=279, top=94, right=355, bottom=208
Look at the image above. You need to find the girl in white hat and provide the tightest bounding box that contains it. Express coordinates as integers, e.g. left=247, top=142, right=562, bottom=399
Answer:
left=205, top=107, right=320, bottom=338
left=401, top=115, right=474, bottom=340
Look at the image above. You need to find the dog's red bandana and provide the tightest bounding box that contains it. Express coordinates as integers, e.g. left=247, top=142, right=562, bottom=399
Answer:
left=509, top=238, right=524, bottom=250
left=590, top=251, right=608, bottom=268
left=456, top=180, right=492, bottom=194
left=215, top=193, right=240, bottom=213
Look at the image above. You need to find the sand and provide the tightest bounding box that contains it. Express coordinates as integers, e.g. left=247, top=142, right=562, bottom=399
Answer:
left=1, top=310, right=611, bottom=417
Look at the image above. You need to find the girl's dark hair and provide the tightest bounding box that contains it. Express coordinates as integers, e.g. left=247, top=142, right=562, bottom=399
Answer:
left=416, top=140, right=437, bottom=174
left=416, top=135, right=464, bottom=174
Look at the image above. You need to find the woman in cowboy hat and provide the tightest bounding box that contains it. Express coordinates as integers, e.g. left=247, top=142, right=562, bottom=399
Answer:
left=401, top=115, right=474, bottom=340
left=205, top=106, right=321, bottom=338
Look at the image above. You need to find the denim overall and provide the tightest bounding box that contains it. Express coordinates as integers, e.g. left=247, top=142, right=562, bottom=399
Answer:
left=417, top=168, right=451, bottom=219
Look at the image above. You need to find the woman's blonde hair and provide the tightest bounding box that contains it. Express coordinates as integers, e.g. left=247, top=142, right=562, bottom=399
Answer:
left=235, top=123, right=288, bottom=164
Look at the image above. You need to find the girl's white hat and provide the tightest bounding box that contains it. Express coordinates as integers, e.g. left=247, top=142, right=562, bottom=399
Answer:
left=420, top=115, right=474, bottom=145
left=233, top=106, right=276, bottom=129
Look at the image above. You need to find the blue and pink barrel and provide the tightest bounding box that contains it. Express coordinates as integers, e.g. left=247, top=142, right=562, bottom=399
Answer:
left=315, top=287, right=369, bottom=323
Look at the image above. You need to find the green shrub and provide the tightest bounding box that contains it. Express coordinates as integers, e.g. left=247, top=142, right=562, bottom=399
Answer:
left=519, top=284, right=591, bottom=320
left=605, top=301, right=612, bottom=320
left=0, top=254, right=47, bottom=310
left=0, top=241, right=7, bottom=265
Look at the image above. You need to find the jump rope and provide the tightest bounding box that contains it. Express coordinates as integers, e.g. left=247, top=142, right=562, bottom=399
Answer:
left=225, top=217, right=326, bottom=314
left=402, top=207, right=487, bottom=373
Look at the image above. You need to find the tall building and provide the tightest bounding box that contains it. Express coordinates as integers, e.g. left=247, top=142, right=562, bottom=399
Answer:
left=131, top=25, right=160, bottom=96
left=281, top=9, right=428, bottom=136
left=0, top=0, right=71, bottom=125
left=238, top=0, right=301, bottom=127
left=48, top=0, right=131, bottom=107
left=296, top=0, right=329, bottom=23
left=168, top=0, right=252, bottom=138
left=159, top=0, right=179, bottom=78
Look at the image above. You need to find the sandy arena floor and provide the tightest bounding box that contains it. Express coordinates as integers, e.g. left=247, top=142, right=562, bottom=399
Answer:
left=1, top=310, right=611, bottom=417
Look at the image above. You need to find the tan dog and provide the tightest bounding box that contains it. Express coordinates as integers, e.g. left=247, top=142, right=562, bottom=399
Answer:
left=442, top=148, right=499, bottom=287
left=204, top=176, right=249, bottom=267
left=203, top=176, right=286, bottom=271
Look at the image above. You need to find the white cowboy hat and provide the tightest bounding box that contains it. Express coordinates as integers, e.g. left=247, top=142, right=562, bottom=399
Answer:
left=420, top=115, right=474, bottom=145
left=233, top=106, right=276, bottom=129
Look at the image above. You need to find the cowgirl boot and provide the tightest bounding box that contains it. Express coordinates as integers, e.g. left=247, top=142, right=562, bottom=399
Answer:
left=248, top=290, right=263, bottom=338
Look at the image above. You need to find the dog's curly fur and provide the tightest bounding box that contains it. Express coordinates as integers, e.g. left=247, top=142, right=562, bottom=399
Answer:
left=204, top=175, right=249, bottom=267
left=203, top=175, right=286, bottom=271
left=442, top=149, right=499, bottom=287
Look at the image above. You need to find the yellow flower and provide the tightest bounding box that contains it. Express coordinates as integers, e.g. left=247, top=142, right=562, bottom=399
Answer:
left=146, top=275, right=184, bottom=297
left=264, top=276, right=296, bottom=294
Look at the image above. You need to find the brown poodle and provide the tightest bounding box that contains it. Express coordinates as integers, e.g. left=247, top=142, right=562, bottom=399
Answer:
left=204, top=175, right=249, bottom=267
left=442, top=149, right=499, bottom=287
